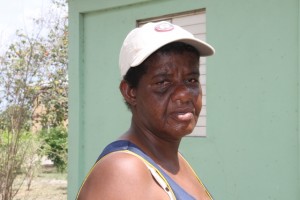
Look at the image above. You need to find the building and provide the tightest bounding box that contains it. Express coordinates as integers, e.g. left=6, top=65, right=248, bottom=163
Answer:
left=68, top=1, right=300, bottom=199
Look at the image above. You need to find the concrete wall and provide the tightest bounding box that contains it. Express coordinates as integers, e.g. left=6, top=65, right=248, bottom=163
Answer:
left=68, top=0, right=300, bottom=199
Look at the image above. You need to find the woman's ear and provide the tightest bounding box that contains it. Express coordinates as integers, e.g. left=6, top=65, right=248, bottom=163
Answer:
left=119, top=80, right=137, bottom=107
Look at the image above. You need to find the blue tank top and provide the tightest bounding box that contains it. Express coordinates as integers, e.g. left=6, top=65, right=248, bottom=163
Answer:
left=97, top=140, right=213, bottom=200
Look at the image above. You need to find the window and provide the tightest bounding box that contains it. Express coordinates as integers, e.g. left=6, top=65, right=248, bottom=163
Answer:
left=137, top=9, right=208, bottom=137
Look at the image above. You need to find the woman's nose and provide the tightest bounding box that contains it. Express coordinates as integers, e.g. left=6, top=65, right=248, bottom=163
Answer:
left=171, top=83, right=194, bottom=104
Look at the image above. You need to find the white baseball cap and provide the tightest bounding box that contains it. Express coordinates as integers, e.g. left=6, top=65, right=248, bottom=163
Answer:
left=119, top=21, right=215, bottom=77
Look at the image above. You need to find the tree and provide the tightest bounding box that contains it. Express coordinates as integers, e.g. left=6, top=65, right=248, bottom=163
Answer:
left=40, top=126, right=68, bottom=172
left=0, top=0, right=68, bottom=199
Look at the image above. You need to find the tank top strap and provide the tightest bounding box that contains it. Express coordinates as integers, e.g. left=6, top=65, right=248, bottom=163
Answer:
left=98, top=140, right=198, bottom=200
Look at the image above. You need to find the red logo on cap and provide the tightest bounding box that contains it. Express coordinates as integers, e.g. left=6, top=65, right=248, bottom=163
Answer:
left=154, top=22, right=174, bottom=32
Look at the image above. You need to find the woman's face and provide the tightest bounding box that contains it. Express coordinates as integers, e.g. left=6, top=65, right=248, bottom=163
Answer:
left=132, top=51, right=202, bottom=140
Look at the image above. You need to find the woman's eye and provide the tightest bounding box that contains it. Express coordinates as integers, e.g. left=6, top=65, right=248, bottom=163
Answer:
left=187, top=78, right=199, bottom=84
left=156, top=80, right=170, bottom=86
left=153, top=80, right=171, bottom=93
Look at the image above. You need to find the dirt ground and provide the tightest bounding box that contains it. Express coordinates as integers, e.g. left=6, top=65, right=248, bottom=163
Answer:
left=14, top=167, right=67, bottom=200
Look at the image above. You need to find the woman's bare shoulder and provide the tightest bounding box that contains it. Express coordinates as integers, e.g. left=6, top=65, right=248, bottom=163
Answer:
left=77, top=151, right=167, bottom=200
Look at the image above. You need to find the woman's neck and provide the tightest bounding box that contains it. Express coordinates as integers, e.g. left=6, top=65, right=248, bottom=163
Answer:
left=119, top=121, right=182, bottom=174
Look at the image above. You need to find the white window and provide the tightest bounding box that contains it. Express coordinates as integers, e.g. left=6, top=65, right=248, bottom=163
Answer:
left=138, top=9, right=208, bottom=137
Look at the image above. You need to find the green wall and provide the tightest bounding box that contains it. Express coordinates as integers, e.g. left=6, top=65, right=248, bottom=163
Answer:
left=68, top=0, right=300, bottom=199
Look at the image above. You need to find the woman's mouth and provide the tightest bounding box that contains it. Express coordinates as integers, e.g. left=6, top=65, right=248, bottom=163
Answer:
left=176, top=112, right=194, bottom=121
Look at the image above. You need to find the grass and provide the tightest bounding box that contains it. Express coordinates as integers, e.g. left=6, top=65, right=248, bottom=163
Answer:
left=14, top=166, right=67, bottom=200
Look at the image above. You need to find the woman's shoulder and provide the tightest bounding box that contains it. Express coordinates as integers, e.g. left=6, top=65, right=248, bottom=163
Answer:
left=94, top=151, right=151, bottom=180
left=77, top=151, right=168, bottom=199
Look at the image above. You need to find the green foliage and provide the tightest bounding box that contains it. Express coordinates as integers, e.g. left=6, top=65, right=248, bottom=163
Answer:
left=0, top=105, right=31, bottom=132
left=0, top=130, right=41, bottom=200
left=40, top=127, right=68, bottom=173
left=0, top=0, right=68, bottom=130
left=0, top=0, right=68, bottom=199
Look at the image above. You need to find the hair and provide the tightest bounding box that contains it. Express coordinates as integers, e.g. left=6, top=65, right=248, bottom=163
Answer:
left=122, top=42, right=200, bottom=108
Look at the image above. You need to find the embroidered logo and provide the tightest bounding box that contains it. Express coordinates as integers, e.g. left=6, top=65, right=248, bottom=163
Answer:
left=154, top=22, right=174, bottom=32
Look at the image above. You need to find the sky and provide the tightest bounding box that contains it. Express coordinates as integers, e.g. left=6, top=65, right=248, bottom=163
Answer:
left=0, top=0, right=52, bottom=51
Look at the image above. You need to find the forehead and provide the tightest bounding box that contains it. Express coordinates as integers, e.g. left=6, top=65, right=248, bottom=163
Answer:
left=144, top=51, right=200, bottom=74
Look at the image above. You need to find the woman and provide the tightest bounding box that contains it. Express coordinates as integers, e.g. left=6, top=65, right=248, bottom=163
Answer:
left=77, top=21, right=215, bottom=200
